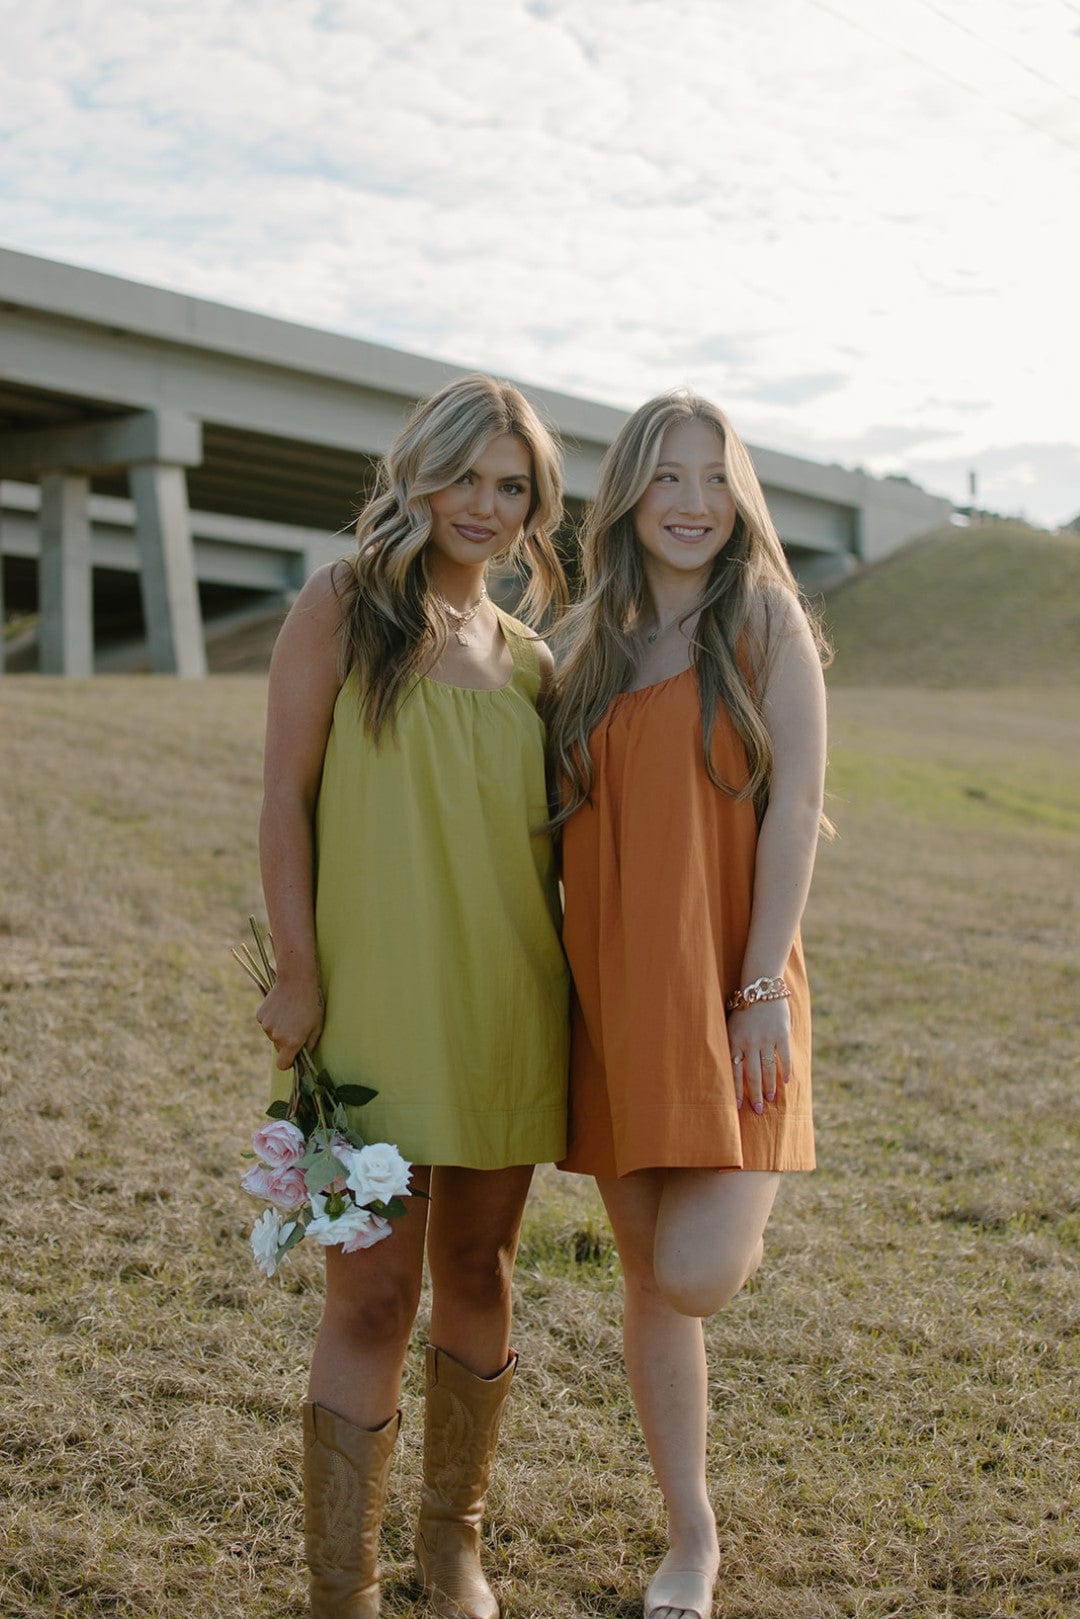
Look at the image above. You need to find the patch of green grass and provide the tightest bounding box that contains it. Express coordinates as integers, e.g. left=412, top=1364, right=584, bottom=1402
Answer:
left=827, top=747, right=1080, bottom=832
left=824, top=521, right=1080, bottom=688
left=3, top=611, right=37, bottom=644
left=517, top=1169, right=620, bottom=1285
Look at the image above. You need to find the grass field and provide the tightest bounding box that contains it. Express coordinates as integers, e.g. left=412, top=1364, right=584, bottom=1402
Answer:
left=1, top=644, right=1078, bottom=1615
left=822, top=521, right=1080, bottom=688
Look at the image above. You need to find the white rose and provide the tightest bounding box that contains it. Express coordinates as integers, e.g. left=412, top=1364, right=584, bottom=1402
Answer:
left=339, top=1142, right=412, bottom=1207
left=340, top=1209, right=393, bottom=1252
left=307, top=1193, right=392, bottom=1251
left=250, top=1208, right=296, bottom=1277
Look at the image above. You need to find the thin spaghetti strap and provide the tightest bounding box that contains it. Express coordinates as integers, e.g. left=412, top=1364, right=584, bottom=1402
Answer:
left=493, top=604, right=542, bottom=700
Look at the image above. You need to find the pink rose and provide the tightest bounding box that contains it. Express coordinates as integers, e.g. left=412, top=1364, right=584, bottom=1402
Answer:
left=241, top=1163, right=274, bottom=1200
left=241, top=1160, right=309, bottom=1211
left=264, top=1164, right=308, bottom=1209
left=252, top=1119, right=305, bottom=1169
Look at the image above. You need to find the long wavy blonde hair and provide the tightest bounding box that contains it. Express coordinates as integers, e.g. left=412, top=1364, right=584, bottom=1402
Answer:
left=336, top=374, right=568, bottom=738
left=549, top=390, right=829, bottom=823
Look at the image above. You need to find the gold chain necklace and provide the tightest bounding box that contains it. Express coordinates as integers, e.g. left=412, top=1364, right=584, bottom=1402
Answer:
left=432, top=582, right=488, bottom=646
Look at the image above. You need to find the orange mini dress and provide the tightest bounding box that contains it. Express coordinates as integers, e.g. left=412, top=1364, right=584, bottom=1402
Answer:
left=559, top=666, right=815, bottom=1179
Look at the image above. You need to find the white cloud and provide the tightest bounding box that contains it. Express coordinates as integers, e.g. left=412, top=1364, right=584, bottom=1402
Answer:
left=0, top=0, right=1077, bottom=523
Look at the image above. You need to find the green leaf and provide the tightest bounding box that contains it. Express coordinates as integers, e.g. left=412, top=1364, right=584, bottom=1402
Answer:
left=381, top=1196, right=407, bottom=1220
left=332, top=1104, right=348, bottom=1130
left=335, top=1084, right=379, bottom=1107
left=278, top=1222, right=306, bottom=1255
left=265, top=1100, right=290, bottom=1121
left=305, top=1152, right=346, bottom=1196
left=339, top=1129, right=368, bottom=1150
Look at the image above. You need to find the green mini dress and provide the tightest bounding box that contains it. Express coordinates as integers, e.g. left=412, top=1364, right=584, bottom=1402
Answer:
left=271, top=609, right=569, bottom=1169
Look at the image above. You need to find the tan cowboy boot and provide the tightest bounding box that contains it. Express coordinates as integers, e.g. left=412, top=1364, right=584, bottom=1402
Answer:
left=303, top=1402, right=400, bottom=1619
left=414, top=1346, right=516, bottom=1619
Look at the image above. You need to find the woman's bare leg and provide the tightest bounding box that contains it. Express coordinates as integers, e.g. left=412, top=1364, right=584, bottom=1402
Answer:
left=427, top=1163, right=535, bottom=1375
left=307, top=1166, right=431, bottom=1428
left=307, top=1160, right=534, bottom=1427
left=598, top=1168, right=780, bottom=1619
left=654, top=1169, right=779, bottom=1318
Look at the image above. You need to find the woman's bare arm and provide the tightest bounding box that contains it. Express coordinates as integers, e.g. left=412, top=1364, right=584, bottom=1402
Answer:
left=728, top=592, right=827, bottom=1111
left=257, top=564, right=347, bottom=1068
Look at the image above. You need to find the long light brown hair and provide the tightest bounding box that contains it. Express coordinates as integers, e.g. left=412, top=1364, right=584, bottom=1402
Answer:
left=549, top=390, right=829, bottom=823
left=337, top=374, right=567, bottom=738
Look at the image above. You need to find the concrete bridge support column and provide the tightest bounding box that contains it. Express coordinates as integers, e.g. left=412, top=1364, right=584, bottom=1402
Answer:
left=129, top=461, right=206, bottom=677
left=39, top=472, right=93, bottom=677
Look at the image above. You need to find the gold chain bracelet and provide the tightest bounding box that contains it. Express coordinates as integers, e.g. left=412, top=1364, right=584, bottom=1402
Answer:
left=725, top=975, right=791, bottom=1014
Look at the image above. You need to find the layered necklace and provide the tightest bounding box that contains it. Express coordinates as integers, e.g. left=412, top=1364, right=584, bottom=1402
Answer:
left=432, top=582, right=488, bottom=646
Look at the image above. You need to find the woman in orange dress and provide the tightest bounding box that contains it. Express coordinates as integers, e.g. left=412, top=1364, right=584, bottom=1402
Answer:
left=549, top=392, right=828, bottom=1619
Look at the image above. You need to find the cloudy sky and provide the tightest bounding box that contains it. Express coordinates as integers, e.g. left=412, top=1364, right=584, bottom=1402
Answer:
left=2, top=0, right=1078, bottom=524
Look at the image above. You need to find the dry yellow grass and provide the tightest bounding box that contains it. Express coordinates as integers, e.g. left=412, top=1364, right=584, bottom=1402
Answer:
left=1, top=673, right=1078, bottom=1618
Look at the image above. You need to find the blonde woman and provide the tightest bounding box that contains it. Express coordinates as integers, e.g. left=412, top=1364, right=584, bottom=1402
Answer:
left=256, top=375, right=569, bottom=1619
left=549, top=392, right=828, bottom=1619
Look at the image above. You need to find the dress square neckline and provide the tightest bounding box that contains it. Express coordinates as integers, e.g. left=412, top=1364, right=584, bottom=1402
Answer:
left=420, top=670, right=515, bottom=694
left=419, top=606, right=518, bottom=694
left=619, top=666, right=695, bottom=699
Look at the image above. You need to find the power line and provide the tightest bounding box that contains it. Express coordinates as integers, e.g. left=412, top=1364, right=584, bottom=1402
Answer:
left=804, top=0, right=1080, bottom=156
left=909, top=0, right=1080, bottom=111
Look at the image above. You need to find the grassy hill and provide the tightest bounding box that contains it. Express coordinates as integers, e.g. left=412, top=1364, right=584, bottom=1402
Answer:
left=822, top=520, right=1080, bottom=687
left=1, top=675, right=1077, bottom=1618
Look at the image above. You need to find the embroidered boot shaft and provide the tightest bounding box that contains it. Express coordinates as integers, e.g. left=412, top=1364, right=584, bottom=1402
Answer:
left=414, top=1346, right=516, bottom=1619
left=303, top=1403, right=400, bottom=1619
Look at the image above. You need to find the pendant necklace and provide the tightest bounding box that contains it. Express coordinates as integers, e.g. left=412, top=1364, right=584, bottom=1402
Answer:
left=433, top=582, right=488, bottom=646
left=645, top=606, right=697, bottom=645
left=645, top=614, right=676, bottom=645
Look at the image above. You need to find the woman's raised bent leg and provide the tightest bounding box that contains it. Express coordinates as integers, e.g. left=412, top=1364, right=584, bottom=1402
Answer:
left=308, top=1166, right=431, bottom=1429
left=654, top=1168, right=780, bottom=1318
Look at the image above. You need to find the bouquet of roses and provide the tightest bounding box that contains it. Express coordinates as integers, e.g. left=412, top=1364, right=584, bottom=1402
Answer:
left=233, top=918, right=413, bottom=1278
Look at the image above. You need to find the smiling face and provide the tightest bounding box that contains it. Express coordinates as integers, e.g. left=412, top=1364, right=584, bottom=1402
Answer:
left=427, top=432, right=534, bottom=576
left=632, top=416, right=737, bottom=583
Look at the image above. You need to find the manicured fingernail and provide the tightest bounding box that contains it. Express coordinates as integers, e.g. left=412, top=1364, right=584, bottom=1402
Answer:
left=753, top=1101, right=764, bottom=1115
left=765, top=1091, right=775, bottom=1103
left=736, top=1098, right=743, bottom=1110
left=782, top=1075, right=790, bottom=1085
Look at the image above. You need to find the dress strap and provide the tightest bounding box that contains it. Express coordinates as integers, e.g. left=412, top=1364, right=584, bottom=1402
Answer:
left=493, top=605, right=542, bottom=702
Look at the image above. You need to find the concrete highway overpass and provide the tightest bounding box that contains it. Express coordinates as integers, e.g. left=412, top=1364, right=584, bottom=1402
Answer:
left=0, top=247, right=952, bottom=674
